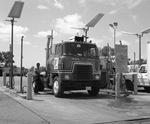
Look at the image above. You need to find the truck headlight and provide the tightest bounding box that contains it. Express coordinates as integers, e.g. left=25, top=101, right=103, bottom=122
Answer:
left=95, top=75, right=100, bottom=80
left=64, top=74, right=70, bottom=80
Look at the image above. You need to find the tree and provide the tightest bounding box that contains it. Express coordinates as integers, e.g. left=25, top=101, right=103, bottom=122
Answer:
left=0, top=51, right=14, bottom=67
left=0, top=52, right=3, bottom=64
left=29, top=66, right=34, bottom=72
left=101, top=46, right=114, bottom=57
left=129, top=58, right=147, bottom=65
left=141, top=59, right=147, bottom=64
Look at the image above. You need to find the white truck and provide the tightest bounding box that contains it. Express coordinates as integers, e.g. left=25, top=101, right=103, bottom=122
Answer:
left=125, top=64, right=150, bottom=92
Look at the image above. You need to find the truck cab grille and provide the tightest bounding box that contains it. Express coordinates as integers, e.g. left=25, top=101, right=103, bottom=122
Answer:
left=73, top=64, right=93, bottom=80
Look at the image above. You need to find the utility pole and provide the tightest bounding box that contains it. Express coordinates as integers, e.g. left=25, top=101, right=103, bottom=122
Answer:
left=20, top=36, right=24, bottom=93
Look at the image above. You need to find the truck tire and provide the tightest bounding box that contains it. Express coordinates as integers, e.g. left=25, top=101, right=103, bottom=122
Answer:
left=87, top=86, right=100, bottom=96
left=144, top=87, right=150, bottom=93
left=125, top=80, right=133, bottom=91
left=53, top=76, right=64, bottom=97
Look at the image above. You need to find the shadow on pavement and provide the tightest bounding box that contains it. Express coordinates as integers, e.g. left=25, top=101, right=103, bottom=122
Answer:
left=54, top=91, right=115, bottom=100
left=107, top=97, right=137, bottom=109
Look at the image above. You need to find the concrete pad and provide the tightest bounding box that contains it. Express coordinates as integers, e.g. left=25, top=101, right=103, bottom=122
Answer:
left=0, top=89, right=50, bottom=124
left=1, top=77, right=150, bottom=123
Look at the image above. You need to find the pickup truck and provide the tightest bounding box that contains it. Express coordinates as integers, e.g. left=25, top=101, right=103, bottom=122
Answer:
left=125, top=64, right=150, bottom=92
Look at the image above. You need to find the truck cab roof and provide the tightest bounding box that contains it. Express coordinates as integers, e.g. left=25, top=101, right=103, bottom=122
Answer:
left=56, top=41, right=96, bottom=46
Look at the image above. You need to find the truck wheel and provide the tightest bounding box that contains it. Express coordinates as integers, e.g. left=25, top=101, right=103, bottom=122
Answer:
left=144, top=87, right=150, bottom=93
left=87, top=86, right=100, bottom=96
left=125, top=80, right=133, bottom=91
left=53, top=76, right=64, bottom=97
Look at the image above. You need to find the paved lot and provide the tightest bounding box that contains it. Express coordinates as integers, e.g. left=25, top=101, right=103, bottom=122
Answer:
left=0, top=90, right=49, bottom=124
left=1, top=76, right=150, bottom=124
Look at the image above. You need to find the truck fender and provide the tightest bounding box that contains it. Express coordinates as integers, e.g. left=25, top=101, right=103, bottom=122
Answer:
left=49, top=74, right=53, bottom=86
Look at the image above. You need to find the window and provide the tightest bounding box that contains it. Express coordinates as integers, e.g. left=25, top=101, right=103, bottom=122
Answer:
left=62, top=43, right=98, bottom=57
left=55, top=44, right=61, bottom=55
left=139, top=66, right=147, bottom=73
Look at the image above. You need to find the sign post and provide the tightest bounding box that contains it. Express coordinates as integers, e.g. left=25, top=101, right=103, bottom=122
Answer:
left=115, top=44, right=128, bottom=97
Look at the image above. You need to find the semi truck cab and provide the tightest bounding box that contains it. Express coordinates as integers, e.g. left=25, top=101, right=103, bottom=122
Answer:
left=46, top=36, right=101, bottom=97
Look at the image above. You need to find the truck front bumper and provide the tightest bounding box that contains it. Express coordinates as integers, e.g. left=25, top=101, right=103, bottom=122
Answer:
left=61, top=80, right=101, bottom=90
left=58, top=73, right=101, bottom=90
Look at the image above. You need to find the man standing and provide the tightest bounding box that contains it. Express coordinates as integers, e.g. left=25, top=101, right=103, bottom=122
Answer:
left=33, top=63, right=41, bottom=94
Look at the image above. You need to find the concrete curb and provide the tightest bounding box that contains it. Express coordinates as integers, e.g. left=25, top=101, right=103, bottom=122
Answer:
left=1, top=86, right=28, bottom=99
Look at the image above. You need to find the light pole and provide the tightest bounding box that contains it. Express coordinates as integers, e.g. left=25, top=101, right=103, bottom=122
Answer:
left=109, top=22, right=118, bottom=49
left=123, top=27, right=150, bottom=66
left=109, top=22, right=118, bottom=86
left=134, top=52, right=136, bottom=72
left=6, top=1, right=24, bottom=89
left=20, top=36, right=24, bottom=93
left=137, top=34, right=142, bottom=66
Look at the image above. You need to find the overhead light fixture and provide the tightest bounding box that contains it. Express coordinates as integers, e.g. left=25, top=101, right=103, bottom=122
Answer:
left=122, top=27, right=150, bottom=66
left=8, top=1, right=24, bottom=18
left=71, top=13, right=104, bottom=42
left=109, top=22, right=118, bottom=48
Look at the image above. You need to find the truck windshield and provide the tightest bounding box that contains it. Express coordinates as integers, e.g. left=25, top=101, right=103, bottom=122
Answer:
left=62, top=43, right=98, bottom=57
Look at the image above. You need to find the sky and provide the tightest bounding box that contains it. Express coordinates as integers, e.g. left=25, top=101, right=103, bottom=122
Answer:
left=0, top=0, right=150, bottom=68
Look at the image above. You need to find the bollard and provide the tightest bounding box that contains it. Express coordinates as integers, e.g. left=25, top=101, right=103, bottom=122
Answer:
left=133, top=74, right=138, bottom=95
left=3, top=72, right=6, bottom=86
left=27, top=72, right=32, bottom=100
left=115, top=73, right=120, bottom=97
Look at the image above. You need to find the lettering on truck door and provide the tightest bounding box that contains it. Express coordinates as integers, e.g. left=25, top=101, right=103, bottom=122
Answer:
left=54, top=58, right=59, bottom=69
